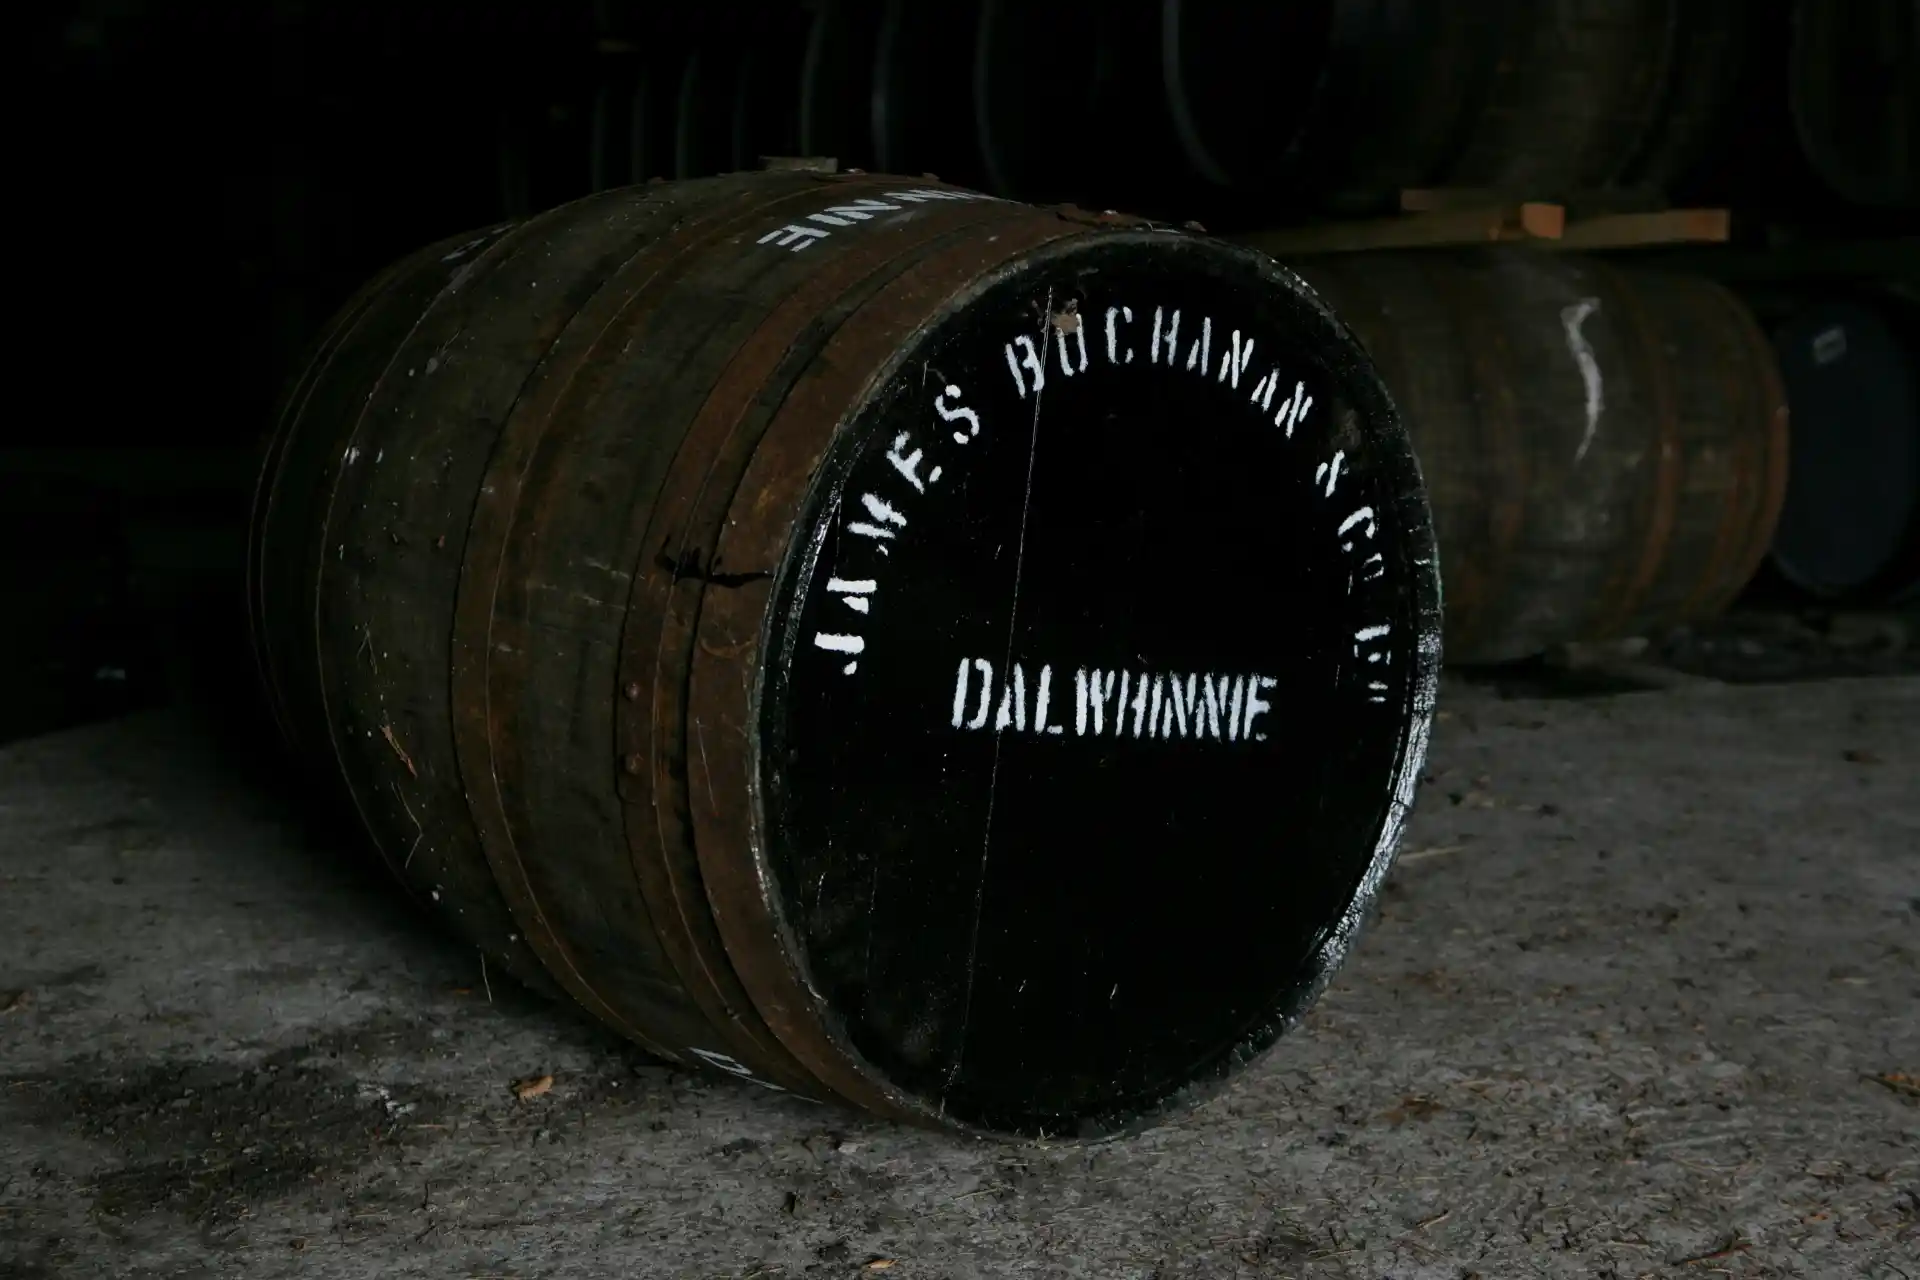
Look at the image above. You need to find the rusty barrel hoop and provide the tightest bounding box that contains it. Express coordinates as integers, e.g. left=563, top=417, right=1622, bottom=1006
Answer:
left=250, top=171, right=1441, bottom=1139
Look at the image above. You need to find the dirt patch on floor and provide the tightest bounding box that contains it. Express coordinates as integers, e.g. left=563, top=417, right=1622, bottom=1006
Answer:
left=19, top=1019, right=456, bottom=1227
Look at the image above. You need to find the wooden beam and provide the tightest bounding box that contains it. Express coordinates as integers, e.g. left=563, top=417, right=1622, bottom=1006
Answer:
left=1550, top=208, right=1731, bottom=250
left=1232, top=203, right=1564, bottom=255
left=1401, top=187, right=1669, bottom=216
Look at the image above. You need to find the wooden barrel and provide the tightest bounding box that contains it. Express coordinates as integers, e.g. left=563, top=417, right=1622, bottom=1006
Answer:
left=1769, top=297, right=1920, bottom=602
left=1790, top=0, right=1920, bottom=209
left=1164, top=0, right=1744, bottom=211
left=247, top=170, right=1441, bottom=1138
left=1287, top=251, right=1788, bottom=664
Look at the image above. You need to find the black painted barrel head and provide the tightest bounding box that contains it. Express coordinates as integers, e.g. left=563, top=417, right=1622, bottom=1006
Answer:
left=755, top=232, right=1440, bottom=1138
left=1770, top=302, right=1920, bottom=600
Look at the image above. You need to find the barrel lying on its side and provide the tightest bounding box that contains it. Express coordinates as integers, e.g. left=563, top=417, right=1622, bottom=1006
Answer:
left=249, top=171, right=1441, bottom=1138
left=1284, top=250, right=1788, bottom=664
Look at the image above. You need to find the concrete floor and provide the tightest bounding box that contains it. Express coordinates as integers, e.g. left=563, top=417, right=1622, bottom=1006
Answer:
left=1, top=674, right=1915, bottom=1279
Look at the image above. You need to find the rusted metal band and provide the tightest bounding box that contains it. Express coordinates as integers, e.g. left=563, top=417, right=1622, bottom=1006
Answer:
left=454, top=180, right=955, bottom=1086
left=449, top=182, right=839, bottom=1065
left=685, top=212, right=1092, bottom=1124
left=288, top=222, right=538, bottom=885
left=620, top=192, right=1037, bottom=1092
left=250, top=236, right=493, bottom=761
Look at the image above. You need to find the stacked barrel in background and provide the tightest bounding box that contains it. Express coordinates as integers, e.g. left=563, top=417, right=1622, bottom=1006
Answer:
left=1281, top=252, right=1789, bottom=664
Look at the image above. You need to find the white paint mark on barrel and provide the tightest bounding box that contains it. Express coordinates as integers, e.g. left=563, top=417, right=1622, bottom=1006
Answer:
left=887, top=432, right=933, bottom=491
left=967, top=659, right=994, bottom=729
left=935, top=385, right=981, bottom=442
left=816, top=629, right=864, bottom=673
left=807, top=198, right=902, bottom=226
left=884, top=187, right=990, bottom=204
left=1184, top=316, right=1211, bottom=373
left=1275, top=381, right=1312, bottom=436
left=993, top=664, right=1028, bottom=731
left=1004, top=334, right=1048, bottom=399
left=1243, top=675, right=1276, bottom=741
left=1219, top=331, right=1253, bottom=388
left=1562, top=297, right=1604, bottom=464
left=757, top=224, right=832, bottom=252
left=1034, top=664, right=1063, bottom=734
left=952, top=660, right=968, bottom=726
left=1168, top=673, right=1196, bottom=737
left=827, top=578, right=875, bottom=615
left=1317, top=450, right=1345, bottom=497
left=860, top=493, right=907, bottom=525
left=1053, top=310, right=1089, bottom=376
left=1251, top=370, right=1275, bottom=410
left=1338, top=506, right=1377, bottom=550
left=1105, top=306, right=1135, bottom=364
left=848, top=493, right=907, bottom=546
left=1151, top=308, right=1182, bottom=366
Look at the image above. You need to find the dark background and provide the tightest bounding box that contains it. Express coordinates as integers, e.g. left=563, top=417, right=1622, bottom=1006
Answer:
left=10, top=0, right=1917, bottom=746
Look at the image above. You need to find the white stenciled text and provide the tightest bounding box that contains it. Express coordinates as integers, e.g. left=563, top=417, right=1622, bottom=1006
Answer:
left=949, top=659, right=1278, bottom=744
